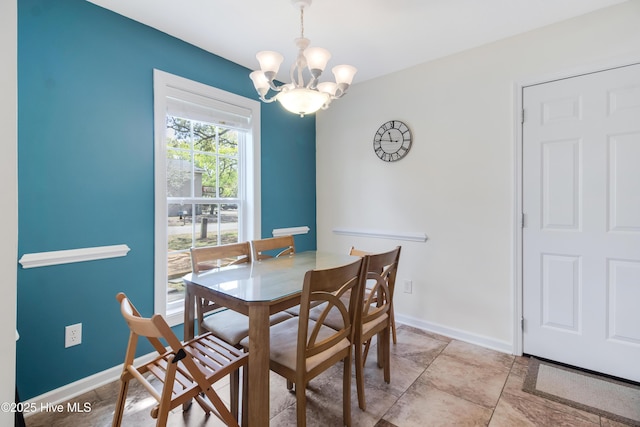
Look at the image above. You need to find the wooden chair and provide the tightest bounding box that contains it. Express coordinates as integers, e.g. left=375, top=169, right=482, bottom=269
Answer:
left=113, top=292, right=247, bottom=427
left=190, top=242, right=291, bottom=346
left=349, top=246, right=398, bottom=345
left=251, top=235, right=295, bottom=260
left=353, top=246, right=401, bottom=411
left=240, top=257, right=367, bottom=427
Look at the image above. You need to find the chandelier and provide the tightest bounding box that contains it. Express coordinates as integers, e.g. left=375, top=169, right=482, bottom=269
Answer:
left=249, top=0, right=357, bottom=117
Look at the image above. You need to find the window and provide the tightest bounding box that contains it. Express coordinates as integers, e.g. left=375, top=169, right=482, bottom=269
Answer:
left=153, top=70, right=261, bottom=326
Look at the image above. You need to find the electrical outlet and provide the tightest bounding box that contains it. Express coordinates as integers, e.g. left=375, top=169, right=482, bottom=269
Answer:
left=65, top=323, right=82, bottom=348
left=403, top=280, right=412, bottom=294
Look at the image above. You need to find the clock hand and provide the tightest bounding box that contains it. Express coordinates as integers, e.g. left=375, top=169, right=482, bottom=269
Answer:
left=387, top=131, right=397, bottom=143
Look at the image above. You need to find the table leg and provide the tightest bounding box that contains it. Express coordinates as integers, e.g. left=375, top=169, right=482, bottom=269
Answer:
left=247, top=305, right=270, bottom=427
left=184, top=285, right=195, bottom=341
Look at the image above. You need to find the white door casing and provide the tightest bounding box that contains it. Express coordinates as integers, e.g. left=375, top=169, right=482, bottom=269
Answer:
left=522, top=63, right=640, bottom=381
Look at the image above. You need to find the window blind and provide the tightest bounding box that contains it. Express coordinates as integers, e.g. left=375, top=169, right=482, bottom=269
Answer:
left=165, top=86, right=252, bottom=130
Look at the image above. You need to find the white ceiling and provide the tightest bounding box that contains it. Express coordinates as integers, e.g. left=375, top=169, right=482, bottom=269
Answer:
left=87, top=0, right=627, bottom=84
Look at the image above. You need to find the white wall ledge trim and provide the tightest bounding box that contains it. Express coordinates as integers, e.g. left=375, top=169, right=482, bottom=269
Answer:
left=272, top=226, right=310, bottom=237
left=19, top=244, right=131, bottom=269
left=332, top=227, right=428, bottom=242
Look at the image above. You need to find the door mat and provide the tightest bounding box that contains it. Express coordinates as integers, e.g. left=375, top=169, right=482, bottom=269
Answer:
left=523, top=357, right=640, bottom=426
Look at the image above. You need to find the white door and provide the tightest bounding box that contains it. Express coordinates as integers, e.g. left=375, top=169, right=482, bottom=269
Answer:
left=523, top=63, right=640, bottom=381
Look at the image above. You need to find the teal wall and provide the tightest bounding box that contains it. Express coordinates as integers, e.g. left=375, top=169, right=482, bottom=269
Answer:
left=17, top=0, right=316, bottom=400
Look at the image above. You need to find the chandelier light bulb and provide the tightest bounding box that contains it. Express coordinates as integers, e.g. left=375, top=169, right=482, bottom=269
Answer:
left=332, top=64, right=358, bottom=86
left=303, top=47, right=331, bottom=72
left=316, top=81, right=337, bottom=97
left=249, top=71, right=270, bottom=96
left=256, top=51, right=284, bottom=76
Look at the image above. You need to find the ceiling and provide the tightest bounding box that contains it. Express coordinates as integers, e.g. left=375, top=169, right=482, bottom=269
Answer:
left=87, top=0, right=627, bottom=84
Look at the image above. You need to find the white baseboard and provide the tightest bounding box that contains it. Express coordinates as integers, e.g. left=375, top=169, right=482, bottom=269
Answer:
left=23, top=352, right=157, bottom=417
left=395, top=313, right=513, bottom=354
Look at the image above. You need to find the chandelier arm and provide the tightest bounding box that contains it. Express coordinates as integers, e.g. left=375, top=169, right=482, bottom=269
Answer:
left=291, top=60, right=308, bottom=88
left=268, top=80, right=282, bottom=91
left=332, top=82, right=350, bottom=98
left=258, top=93, right=279, bottom=103
left=306, top=69, right=321, bottom=89
left=306, top=77, right=316, bottom=89
left=287, top=60, right=294, bottom=86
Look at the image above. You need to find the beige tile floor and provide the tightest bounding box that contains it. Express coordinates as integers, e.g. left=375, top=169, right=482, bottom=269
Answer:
left=24, top=325, right=633, bottom=426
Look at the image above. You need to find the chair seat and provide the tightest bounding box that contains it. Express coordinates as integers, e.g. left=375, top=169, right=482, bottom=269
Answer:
left=141, top=332, right=246, bottom=400
left=284, top=300, right=324, bottom=317
left=362, top=313, right=389, bottom=336
left=202, top=309, right=293, bottom=346
left=239, top=317, right=351, bottom=372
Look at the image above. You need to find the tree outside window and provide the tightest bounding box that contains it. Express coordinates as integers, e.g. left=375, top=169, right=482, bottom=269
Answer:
left=165, top=116, right=242, bottom=304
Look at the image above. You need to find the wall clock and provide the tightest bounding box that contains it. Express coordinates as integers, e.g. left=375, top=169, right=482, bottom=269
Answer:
left=373, top=120, right=412, bottom=162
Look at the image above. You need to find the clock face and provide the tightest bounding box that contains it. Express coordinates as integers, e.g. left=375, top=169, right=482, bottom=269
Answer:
left=373, top=120, right=412, bottom=162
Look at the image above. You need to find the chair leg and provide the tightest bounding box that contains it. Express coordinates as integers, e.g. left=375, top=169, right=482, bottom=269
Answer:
left=242, top=365, right=249, bottom=427
left=343, top=353, right=352, bottom=427
left=383, top=327, right=391, bottom=384
left=287, top=379, right=294, bottom=391
left=295, top=381, right=307, bottom=427
left=156, top=361, right=179, bottom=426
left=230, top=369, right=240, bottom=421
left=377, top=331, right=384, bottom=369
left=390, top=304, right=397, bottom=344
left=112, top=377, right=130, bottom=427
left=354, top=341, right=366, bottom=411
left=362, top=339, right=372, bottom=366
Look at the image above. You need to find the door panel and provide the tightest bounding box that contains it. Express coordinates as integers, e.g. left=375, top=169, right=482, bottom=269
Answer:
left=609, top=132, right=640, bottom=232
left=523, top=63, right=640, bottom=381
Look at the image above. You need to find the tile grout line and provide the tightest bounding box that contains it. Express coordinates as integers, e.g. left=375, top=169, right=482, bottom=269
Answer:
left=377, top=332, right=451, bottom=425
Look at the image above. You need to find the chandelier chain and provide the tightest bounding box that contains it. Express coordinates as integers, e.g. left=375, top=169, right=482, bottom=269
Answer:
left=300, top=6, right=305, bottom=39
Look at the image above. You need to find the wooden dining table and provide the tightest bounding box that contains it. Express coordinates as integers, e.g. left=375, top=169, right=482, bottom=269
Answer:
left=182, top=250, right=358, bottom=427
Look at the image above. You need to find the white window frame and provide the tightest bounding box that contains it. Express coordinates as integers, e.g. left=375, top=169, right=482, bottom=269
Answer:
left=153, top=69, right=261, bottom=326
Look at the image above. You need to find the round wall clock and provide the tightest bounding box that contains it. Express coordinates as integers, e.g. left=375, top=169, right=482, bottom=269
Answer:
left=372, top=120, right=412, bottom=162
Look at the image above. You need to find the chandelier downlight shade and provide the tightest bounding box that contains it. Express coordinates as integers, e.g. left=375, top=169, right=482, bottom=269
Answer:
left=249, top=0, right=357, bottom=117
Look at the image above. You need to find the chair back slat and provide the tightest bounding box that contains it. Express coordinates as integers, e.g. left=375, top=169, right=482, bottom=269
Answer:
left=361, top=274, right=390, bottom=322
left=251, top=235, right=295, bottom=260
left=119, top=296, right=164, bottom=338
left=190, top=242, right=251, bottom=274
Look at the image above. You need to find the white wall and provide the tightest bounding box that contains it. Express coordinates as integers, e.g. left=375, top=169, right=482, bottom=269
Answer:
left=0, top=0, right=18, bottom=425
left=317, top=1, right=640, bottom=352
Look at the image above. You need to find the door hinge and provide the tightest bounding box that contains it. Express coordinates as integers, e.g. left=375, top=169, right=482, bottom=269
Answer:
left=521, top=317, right=525, bottom=331
left=521, top=213, right=526, bottom=228
left=521, top=108, right=526, bottom=124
